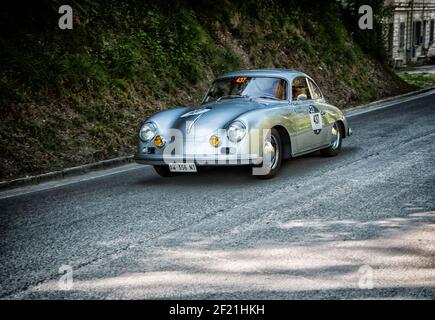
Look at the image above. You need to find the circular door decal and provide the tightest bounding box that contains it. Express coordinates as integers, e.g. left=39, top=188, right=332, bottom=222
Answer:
left=309, top=105, right=323, bottom=135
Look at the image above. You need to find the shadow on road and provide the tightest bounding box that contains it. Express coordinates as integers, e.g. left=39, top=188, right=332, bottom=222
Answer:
left=16, top=210, right=434, bottom=299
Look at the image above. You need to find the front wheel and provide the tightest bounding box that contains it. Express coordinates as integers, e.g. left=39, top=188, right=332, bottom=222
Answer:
left=320, top=122, right=342, bottom=157
left=254, top=128, right=282, bottom=179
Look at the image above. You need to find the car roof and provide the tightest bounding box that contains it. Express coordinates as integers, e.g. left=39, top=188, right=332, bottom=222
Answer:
left=217, top=69, right=307, bottom=81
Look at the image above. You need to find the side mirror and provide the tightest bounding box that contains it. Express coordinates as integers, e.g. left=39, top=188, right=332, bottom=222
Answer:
left=297, top=93, right=307, bottom=101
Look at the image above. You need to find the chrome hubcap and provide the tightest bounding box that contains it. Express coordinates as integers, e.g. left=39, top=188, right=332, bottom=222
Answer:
left=330, top=123, right=341, bottom=150
left=264, top=135, right=279, bottom=170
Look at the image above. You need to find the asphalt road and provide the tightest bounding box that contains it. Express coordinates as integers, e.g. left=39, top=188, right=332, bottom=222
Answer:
left=1, top=91, right=434, bottom=299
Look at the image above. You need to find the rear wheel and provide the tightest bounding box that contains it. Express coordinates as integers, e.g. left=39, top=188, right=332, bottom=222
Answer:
left=320, top=122, right=342, bottom=157
left=255, top=128, right=282, bottom=179
left=153, top=165, right=176, bottom=177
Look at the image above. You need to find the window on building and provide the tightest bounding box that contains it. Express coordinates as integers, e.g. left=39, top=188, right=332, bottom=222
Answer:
left=399, top=22, right=405, bottom=48
left=423, top=21, right=427, bottom=47
left=388, top=23, right=394, bottom=52
left=414, top=21, right=422, bottom=46
left=430, top=20, right=434, bottom=44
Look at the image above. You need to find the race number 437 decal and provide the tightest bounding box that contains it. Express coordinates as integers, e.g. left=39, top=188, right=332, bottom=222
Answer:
left=308, top=105, right=322, bottom=135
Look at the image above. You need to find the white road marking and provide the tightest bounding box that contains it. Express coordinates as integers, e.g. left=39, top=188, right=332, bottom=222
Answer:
left=0, top=164, right=144, bottom=200
left=1, top=89, right=434, bottom=200
left=346, top=89, right=435, bottom=118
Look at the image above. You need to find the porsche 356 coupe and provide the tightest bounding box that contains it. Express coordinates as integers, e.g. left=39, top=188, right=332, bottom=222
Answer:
left=134, top=69, right=352, bottom=178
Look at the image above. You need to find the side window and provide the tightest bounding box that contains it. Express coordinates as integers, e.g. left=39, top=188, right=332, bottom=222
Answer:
left=292, top=77, right=311, bottom=101
left=308, top=79, right=323, bottom=100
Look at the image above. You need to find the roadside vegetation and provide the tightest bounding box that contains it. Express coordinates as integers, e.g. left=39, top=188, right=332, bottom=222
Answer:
left=0, top=0, right=412, bottom=180
left=396, top=70, right=435, bottom=88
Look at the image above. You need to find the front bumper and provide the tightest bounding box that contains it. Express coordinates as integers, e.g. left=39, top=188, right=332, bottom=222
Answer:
left=133, top=153, right=262, bottom=166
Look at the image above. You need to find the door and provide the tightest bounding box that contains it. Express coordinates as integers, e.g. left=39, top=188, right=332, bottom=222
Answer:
left=291, top=77, right=327, bottom=153
left=307, top=78, right=330, bottom=147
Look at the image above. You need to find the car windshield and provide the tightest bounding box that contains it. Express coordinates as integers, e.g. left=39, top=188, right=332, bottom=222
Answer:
left=203, top=77, right=287, bottom=103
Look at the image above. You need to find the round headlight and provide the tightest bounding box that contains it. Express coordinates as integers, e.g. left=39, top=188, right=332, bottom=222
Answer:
left=139, top=122, right=157, bottom=142
left=227, top=121, right=246, bottom=142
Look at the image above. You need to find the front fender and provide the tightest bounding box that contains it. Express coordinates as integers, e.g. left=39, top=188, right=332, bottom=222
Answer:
left=234, top=105, right=297, bottom=158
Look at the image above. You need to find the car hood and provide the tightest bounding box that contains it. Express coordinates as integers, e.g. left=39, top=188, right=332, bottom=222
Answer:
left=169, top=98, right=265, bottom=136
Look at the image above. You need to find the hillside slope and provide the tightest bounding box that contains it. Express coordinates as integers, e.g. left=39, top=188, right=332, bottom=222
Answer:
left=0, top=0, right=412, bottom=180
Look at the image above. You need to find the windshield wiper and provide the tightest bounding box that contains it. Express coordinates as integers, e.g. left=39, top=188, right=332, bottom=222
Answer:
left=217, top=94, right=248, bottom=102
left=254, top=95, right=281, bottom=101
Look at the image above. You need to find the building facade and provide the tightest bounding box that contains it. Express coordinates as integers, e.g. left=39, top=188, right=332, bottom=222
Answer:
left=385, top=0, right=435, bottom=67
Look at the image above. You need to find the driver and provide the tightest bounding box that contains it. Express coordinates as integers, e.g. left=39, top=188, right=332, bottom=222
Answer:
left=292, top=81, right=307, bottom=100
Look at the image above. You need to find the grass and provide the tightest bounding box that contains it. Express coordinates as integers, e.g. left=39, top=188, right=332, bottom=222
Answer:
left=396, top=71, right=435, bottom=88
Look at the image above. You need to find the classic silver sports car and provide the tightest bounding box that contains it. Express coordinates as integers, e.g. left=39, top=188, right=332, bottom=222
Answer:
left=134, top=69, right=352, bottom=178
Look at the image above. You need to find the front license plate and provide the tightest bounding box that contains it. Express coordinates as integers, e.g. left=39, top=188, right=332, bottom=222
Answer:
left=169, top=163, right=197, bottom=172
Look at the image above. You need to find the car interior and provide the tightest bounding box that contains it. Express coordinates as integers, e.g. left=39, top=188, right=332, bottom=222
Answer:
left=292, top=77, right=312, bottom=100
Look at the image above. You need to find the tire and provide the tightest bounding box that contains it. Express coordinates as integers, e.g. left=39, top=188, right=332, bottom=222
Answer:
left=255, top=128, right=283, bottom=179
left=153, top=165, right=176, bottom=177
left=320, top=121, right=342, bottom=157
